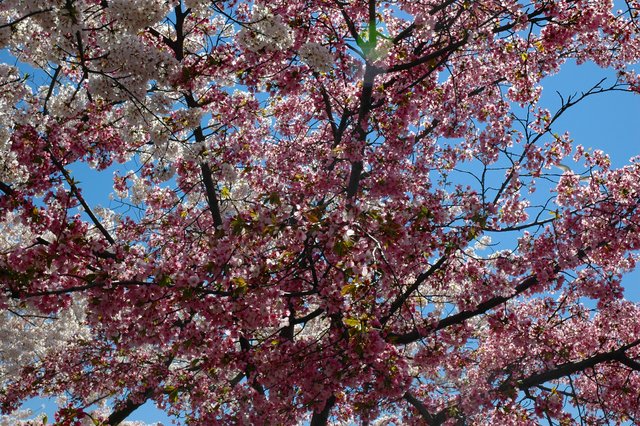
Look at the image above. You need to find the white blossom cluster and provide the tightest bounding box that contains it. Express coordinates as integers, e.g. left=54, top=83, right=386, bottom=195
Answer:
left=0, top=127, right=29, bottom=187
left=293, top=304, right=330, bottom=339
left=210, top=14, right=236, bottom=39
left=0, top=1, right=83, bottom=65
left=107, top=0, right=175, bottom=33
left=8, top=0, right=65, bottom=15
left=88, top=73, right=147, bottom=102
left=138, top=140, right=180, bottom=182
left=94, top=206, right=121, bottom=234
left=1, top=0, right=177, bottom=98
left=236, top=4, right=294, bottom=53
left=0, top=298, right=91, bottom=387
left=0, top=65, right=29, bottom=186
left=129, top=173, right=149, bottom=205
left=183, top=0, right=209, bottom=11
left=40, top=83, right=89, bottom=119
left=0, top=408, right=47, bottom=426
left=0, top=210, right=92, bottom=383
left=173, top=107, right=204, bottom=132
left=89, top=33, right=178, bottom=101
left=0, top=212, right=34, bottom=252
left=299, top=42, right=333, bottom=73
left=104, top=35, right=154, bottom=77
left=0, top=406, right=164, bottom=426
left=151, top=160, right=177, bottom=182
left=219, top=178, right=251, bottom=217
left=134, top=107, right=190, bottom=182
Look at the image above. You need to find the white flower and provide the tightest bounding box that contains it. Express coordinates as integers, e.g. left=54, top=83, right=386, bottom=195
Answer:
left=152, top=160, right=176, bottom=182
left=0, top=297, right=91, bottom=388
left=236, top=5, right=293, bottom=53
left=129, top=174, right=148, bottom=205
left=299, top=42, right=333, bottom=72
left=108, top=0, right=173, bottom=33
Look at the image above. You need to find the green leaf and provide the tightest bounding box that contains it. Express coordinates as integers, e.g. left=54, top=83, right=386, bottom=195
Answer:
left=343, top=317, right=361, bottom=328
left=169, top=388, right=179, bottom=403
left=158, top=275, right=173, bottom=287
left=232, top=277, right=248, bottom=295
left=266, top=192, right=281, bottom=205
left=417, top=206, right=432, bottom=220
left=220, top=186, right=231, bottom=199
left=231, top=216, right=246, bottom=235
left=334, top=239, right=354, bottom=256
left=341, top=284, right=357, bottom=296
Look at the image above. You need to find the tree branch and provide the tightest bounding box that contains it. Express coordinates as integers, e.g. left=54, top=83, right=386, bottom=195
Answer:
left=0, top=181, right=14, bottom=195
left=107, top=388, right=154, bottom=425
left=403, top=393, right=436, bottom=423
left=42, top=65, right=61, bottom=116
left=386, top=269, right=553, bottom=344
left=310, top=395, right=336, bottom=426
left=386, top=34, right=468, bottom=74
left=200, top=162, right=223, bottom=228
left=47, top=150, right=116, bottom=245
left=381, top=255, right=449, bottom=326
left=403, top=393, right=452, bottom=425
left=290, top=307, right=325, bottom=325
left=513, top=339, right=640, bottom=391
left=346, top=64, right=380, bottom=199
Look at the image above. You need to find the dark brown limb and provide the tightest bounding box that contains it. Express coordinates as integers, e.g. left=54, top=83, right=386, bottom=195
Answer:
left=310, top=395, right=336, bottom=426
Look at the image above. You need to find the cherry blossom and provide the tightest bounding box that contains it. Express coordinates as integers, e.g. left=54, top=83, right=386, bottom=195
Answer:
left=1, top=0, right=640, bottom=425
left=299, top=42, right=333, bottom=73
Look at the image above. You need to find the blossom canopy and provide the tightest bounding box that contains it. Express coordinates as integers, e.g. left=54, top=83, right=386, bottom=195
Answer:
left=2, top=0, right=640, bottom=425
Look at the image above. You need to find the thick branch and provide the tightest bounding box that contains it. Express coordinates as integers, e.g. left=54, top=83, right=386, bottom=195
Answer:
left=184, top=92, right=223, bottom=228
left=333, top=1, right=360, bottom=43
left=346, top=64, right=380, bottom=199
left=15, top=280, right=149, bottom=298
left=514, top=339, right=640, bottom=391
left=200, top=162, right=223, bottom=228
left=403, top=393, right=452, bottom=425
left=617, top=353, right=640, bottom=371
left=317, top=79, right=339, bottom=143
left=107, top=388, right=154, bottom=425
left=492, top=8, right=549, bottom=33
left=386, top=34, right=468, bottom=74
left=392, top=0, right=458, bottom=44
left=48, top=150, right=115, bottom=245
left=239, top=336, right=265, bottom=395
left=310, top=395, right=336, bottom=426
left=0, top=181, right=14, bottom=195
left=0, top=8, right=54, bottom=30
left=42, top=65, right=61, bottom=116
left=346, top=160, right=364, bottom=199
left=387, top=270, right=550, bottom=344
left=403, top=393, right=435, bottom=424
left=290, top=307, right=325, bottom=325
left=381, top=255, right=448, bottom=326
left=105, top=355, right=174, bottom=425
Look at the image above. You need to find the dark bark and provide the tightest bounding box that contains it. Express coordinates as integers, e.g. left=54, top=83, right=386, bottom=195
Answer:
left=310, top=395, right=337, bottom=426
left=107, top=388, right=154, bottom=425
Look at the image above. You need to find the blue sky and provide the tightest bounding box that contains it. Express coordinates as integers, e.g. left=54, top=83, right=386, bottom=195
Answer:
left=540, top=61, right=640, bottom=169
left=539, top=60, right=640, bottom=301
